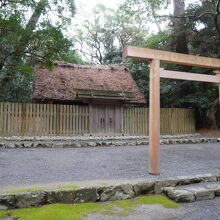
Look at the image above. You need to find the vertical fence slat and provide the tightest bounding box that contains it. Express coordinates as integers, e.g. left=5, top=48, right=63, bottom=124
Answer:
left=3, top=103, right=7, bottom=136
left=0, top=103, right=3, bottom=135
left=53, top=104, right=56, bottom=136
left=72, top=105, right=76, bottom=135
left=69, top=105, right=73, bottom=135
left=25, top=103, right=28, bottom=136
left=0, top=103, right=2, bottom=135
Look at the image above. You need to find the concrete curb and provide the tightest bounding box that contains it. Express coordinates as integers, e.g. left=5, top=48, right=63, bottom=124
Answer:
left=1, top=173, right=220, bottom=210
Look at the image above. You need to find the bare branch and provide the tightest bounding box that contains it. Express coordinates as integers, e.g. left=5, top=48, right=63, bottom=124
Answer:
left=151, top=7, right=162, bottom=32
left=217, top=0, right=220, bottom=14
left=156, top=11, right=215, bottom=20
left=0, top=0, right=24, bottom=9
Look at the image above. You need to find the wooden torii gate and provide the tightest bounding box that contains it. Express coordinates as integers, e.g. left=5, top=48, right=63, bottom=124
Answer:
left=124, top=45, right=220, bottom=175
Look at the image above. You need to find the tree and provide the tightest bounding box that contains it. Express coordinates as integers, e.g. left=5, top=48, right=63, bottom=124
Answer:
left=124, top=31, right=171, bottom=106
left=74, top=5, right=116, bottom=64
left=172, top=0, right=220, bottom=128
left=120, top=0, right=220, bottom=128
left=119, top=0, right=168, bottom=32
left=186, top=0, right=220, bottom=58
left=171, top=0, right=189, bottom=54
left=74, top=4, right=148, bottom=64
left=0, top=0, right=76, bottom=100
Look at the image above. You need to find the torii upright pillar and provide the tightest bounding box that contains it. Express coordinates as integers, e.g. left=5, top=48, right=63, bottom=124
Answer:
left=149, top=59, right=160, bottom=175
left=217, top=70, right=220, bottom=105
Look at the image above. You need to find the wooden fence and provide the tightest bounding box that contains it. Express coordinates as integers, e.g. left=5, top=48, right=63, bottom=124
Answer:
left=123, top=107, right=195, bottom=135
left=0, top=102, right=195, bottom=136
left=0, top=102, right=89, bottom=136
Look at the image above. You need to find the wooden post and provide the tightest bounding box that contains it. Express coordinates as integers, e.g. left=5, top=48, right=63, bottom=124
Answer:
left=217, top=70, right=220, bottom=107
left=149, top=59, right=160, bottom=175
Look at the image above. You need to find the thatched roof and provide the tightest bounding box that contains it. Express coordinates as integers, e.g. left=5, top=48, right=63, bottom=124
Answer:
left=33, top=64, right=146, bottom=104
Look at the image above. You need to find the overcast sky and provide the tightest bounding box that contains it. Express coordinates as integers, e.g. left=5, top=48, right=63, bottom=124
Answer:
left=73, top=0, right=198, bottom=32
left=73, top=0, right=161, bottom=34
left=75, top=0, right=123, bottom=12
left=74, top=0, right=197, bottom=16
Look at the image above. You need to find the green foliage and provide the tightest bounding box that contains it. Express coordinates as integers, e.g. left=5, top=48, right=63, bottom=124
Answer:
left=30, top=23, right=73, bottom=67
left=186, top=0, right=220, bottom=57
left=0, top=195, right=179, bottom=220
left=103, top=46, right=122, bottom=64
left=60, top=51, right=85, bottom=64
left=5, top=70, right=33, bottom=103
left=124, top=30, right=171, bottom=106
left=119, top=0, right=166, bottom=21
left=119, top=0, right=169, bottom=32
left=0, top=0, right=81, bottom=101
left=144, top=31, right=171, bottom=50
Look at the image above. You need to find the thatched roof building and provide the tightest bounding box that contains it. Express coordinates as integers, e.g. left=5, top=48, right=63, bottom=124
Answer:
left=33, top=64, right=146, bottom=104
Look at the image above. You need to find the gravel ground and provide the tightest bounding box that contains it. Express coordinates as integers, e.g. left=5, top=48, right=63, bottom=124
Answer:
left=0, top=143, right=220, bottom=188
left=86, top=197, right=220, bottom=220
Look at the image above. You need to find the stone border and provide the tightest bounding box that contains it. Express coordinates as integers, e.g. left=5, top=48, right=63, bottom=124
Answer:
left=1, top=173, right=220, bottom=210
left=0, top=134, right=203, bottom=141
left=163, top=182, right=220, bottom=203
left=0, top=135, right=219, bottom=148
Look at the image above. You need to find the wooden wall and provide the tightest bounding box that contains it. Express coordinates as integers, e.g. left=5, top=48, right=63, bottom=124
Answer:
left=0, top=102, right=195, bottom=136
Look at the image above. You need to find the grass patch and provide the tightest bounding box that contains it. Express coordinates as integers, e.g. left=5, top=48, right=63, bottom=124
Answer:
left=0, top=195, right=179, bottom=220
left=55, top=184, right=79, bottom=191
left=99, top=182, right=108, bottom=186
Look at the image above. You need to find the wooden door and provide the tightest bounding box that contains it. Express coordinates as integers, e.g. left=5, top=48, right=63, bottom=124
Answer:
left=106, top=105, right=115, bottom=133
left=91, top=104, right=121, bottom=134
left=91, top=104, right=105, bottom=133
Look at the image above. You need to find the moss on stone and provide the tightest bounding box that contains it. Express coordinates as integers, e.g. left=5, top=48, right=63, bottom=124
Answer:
left=4, top=185, right=79, bottom=195
left=55, top=184, right=79, bottom=191
left=0, top=195, right=179, bottom=220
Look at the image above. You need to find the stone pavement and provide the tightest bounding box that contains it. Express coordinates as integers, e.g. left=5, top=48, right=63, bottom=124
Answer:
left=86, top=197, right=220, bottom=220
left=1, top=143, right=220, bottom=190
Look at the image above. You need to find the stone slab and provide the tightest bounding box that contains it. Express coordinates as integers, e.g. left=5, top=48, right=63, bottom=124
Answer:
left=164, top=187, right=195, bottom=203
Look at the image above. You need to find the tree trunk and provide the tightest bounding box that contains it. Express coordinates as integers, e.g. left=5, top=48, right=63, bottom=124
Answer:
left=172, top=0, right=189, bottom=54
left=214, top=0, right=220, bottom=57
left=206, top=98, right=219, bottom=129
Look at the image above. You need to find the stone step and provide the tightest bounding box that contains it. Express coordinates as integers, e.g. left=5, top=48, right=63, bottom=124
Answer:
left=163, top=182, right=220, bottom=203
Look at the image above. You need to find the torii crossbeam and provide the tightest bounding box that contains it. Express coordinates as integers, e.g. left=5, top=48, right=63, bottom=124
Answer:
left=124, top=45, right=220, bottom=175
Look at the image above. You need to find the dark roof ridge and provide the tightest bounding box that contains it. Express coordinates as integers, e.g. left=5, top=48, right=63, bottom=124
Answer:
left=54, top=63, right=128, bottom=71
